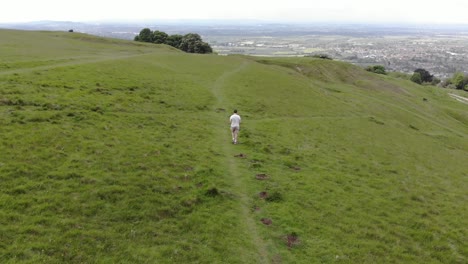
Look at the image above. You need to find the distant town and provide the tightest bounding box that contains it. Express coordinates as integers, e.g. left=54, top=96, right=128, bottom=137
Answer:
left=2, top=21, right=468, bottom=78
left=207, top=33, right=468, bottom=79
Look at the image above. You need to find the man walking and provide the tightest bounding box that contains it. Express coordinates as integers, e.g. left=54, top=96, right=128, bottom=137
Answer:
left=229, top=110, right=241, bottom=144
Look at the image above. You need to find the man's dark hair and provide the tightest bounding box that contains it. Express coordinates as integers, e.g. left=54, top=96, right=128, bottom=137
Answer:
left=234, top=109, right=237, bottom=113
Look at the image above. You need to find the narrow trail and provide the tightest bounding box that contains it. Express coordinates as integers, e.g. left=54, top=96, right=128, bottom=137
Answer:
left=449, top=93, right=468, bottom=105
left=211, top=61, right=271, bottom=263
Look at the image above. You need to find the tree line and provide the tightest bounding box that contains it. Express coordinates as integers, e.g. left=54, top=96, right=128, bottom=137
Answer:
left=440, top=72, right=468, bottom=90
left=134, top=28, right=212, bottom=54
left=367, top=65, right=468, bottom=91
left=410, top=68, right=468, bottom=90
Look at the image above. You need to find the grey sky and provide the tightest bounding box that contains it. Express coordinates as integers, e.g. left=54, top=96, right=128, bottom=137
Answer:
left=2, top=0, right=468, bottom=24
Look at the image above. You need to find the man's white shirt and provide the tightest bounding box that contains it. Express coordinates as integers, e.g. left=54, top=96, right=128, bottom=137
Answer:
left=230, top=114, right=241, bottom=127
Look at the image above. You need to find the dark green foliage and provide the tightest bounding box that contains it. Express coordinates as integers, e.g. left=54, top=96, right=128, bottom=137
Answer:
left=265, top=191, right=283, bottom=202
left=310, top=54, right=333, bottom=60
left=178, top=33, right=202, bottom=52
left=166, top=34, right=183, bottom=48
left=411, top=72, right=423, bottom=84
left=366, top=65, right=387, bottom=75
left=452, top=72, right=467, bottom=90
left=205, top=187, right=220, bottom=197
left=178, top=33, right=212, bottom=54
left=414, top=68, right=433, bottom=83
left=136, top=28, right=153, bottom=42
left=408, top=68, right=440, bottom=87
left=152, top=30, right=168, bottom=44
left=135, top=29, right=212, bottom=54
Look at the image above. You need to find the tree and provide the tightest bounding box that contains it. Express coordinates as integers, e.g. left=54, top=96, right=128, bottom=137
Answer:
left=136, top=28, right=153, bottom=43
left=179, top=33, right=212, bottom=54
left=366, top=65, right=386, bottom=75
left=411, top=72, right=422, bottom=84
left=414, top=68, right=433, bottom=83
left=199, top=42, right=213, bottom=53
left=166, top=34, right=183, bottom=48
left=179, top=33, right=202, bottom=53
left=152, top=31, right=168, bottom=44
left=452, top=72, right=465, bottom=89
left=463, top=75, right=468, bottom=90
left=192, top=41, right=212, bottom=54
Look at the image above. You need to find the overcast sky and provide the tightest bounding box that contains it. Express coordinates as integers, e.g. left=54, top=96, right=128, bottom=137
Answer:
left=2, top=0, right=468, bottom=24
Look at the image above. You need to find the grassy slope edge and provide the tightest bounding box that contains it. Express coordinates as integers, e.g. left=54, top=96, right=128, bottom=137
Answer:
left=0, top=30, right=466, bottom=263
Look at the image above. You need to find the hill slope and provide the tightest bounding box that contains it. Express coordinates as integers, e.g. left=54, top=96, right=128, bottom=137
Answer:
left=0, top=29, right=467, bottom=263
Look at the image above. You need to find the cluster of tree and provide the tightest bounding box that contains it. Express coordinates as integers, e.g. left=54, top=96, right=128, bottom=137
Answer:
left=134, top=28, right=212, bottom=54
left=366, top=65, right=387, bottom=75
left=408, top=68, right=468, bottom=91
left=410, top=68, right=440, bottom=85
left=441, top=72, right=468, bottom=91
left=364, top=66, right=467, bottom=91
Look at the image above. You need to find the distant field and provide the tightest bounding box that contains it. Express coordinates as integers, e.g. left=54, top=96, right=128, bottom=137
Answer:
left=207, top=34, right=468, bottom=78
left=0, top=29, right=467, bottom=263
left=303, top=48, right=325, bottom=53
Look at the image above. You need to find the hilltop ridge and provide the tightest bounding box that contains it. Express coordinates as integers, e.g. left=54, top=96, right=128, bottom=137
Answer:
left=0, top=30, right=466, bottom=263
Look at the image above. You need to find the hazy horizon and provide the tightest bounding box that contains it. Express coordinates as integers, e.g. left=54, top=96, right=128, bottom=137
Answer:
left=2, top=0, right=468, bottom=24
left=3, top=19, right=468, bottom=27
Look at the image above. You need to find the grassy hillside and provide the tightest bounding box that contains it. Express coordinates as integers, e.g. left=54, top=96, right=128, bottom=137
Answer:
left=0, top=29, right=466, bottom=263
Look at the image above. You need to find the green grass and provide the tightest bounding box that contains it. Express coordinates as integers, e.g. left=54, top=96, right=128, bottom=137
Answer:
left=0, top=30, right=467, bottom=263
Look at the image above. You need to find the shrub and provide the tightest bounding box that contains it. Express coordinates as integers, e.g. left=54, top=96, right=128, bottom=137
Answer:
left=366, top=65, right=387, bottom=75
left=411, top=72, right=422, bottom=84
left=414, top=68, right=433, bottom=83
left=310, top=54, right=333, bottom=60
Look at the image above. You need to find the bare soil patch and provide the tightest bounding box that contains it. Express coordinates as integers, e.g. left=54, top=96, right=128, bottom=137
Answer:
left=259, top=191, right=268, bottom=199
left=255, top=173, right=269, bottom=180
left=261, top=218, right=272, bottom=226
left=285, top=234, right=299, bottom=248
